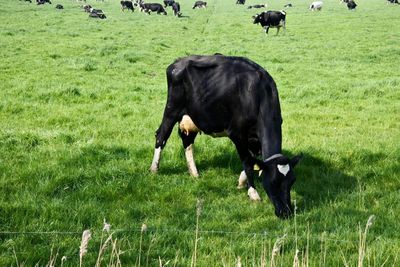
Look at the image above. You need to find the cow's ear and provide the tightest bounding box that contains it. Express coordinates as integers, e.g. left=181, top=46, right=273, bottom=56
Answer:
left=289, top=154, right=303, bottom=168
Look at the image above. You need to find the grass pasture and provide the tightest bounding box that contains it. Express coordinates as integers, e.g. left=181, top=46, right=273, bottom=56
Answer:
left=0, top=0, right=400, bottom=265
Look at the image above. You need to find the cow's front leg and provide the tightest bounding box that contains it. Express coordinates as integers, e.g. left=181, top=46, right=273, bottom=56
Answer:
left=245, top=168, right=261, bottom=201
left=231, top=136, right=261, bottom=201
left=237, top=170, right=247, bottom=189
left=179, top=130, right=199, bottom=177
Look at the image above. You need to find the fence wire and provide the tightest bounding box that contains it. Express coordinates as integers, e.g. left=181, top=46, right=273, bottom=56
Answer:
left=1, top=227, right=399, bottom=245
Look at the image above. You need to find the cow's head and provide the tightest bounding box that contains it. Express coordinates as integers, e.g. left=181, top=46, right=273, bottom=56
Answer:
left=253, top=13, right=262, bottom=24
left=259, top=154, right=302, bottom=219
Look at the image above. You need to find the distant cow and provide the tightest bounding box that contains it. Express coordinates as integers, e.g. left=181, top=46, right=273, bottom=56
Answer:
left=172, top=2, right=182, bottom=16
left=86, top=7, right=106, bottom=18
left=140, top=3, right=167, bottom=14
left=89, top=12, right=107, bottom=19
left=82, top=4, right=92, bottom=12
left=150, top=55, right=302, bottom=219
left=253, top=10, right=286, bottom=35
left=121, top=1, right=135, bottom=11
left=55, top=4, right=63, bottom=8
left=387, top=0, right=399, bottom=4
left=347, top=0, right=357, bottom=9
left=37, top=0, right=51, bottom=4
left=164, top=0, right=174, bottom=7
left=193, top=1, right=207, bottom=8
left=309, top=1, right=323, bottom=11
left=284, top=3, right=292, bottom=8
left=236, top=0, right=245, bottom=5
left=248, top=4, right=266, bottom=9
left=89, top=8, right=106, bottom=19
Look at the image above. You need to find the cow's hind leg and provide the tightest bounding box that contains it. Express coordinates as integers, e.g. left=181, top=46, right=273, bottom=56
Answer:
left=150, top=82, right=185, bottom=173
left=179, top=130, right=199, bottom=177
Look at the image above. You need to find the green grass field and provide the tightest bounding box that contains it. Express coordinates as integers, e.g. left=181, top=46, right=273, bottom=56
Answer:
left=1, top=0, right=399, bottom=265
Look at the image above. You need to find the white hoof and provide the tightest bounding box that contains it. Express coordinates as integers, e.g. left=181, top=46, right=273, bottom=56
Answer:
left=248, top=187, right=261, bottom=201
left=190, top=169, right=199, bottom=177
left=237, top=171, right=247, bottom=189
left=149, top=164, right=158, bottom=173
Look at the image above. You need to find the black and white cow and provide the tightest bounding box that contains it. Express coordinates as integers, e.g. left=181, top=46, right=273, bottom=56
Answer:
left=55, top=4, right=63, bottom=8
left=193, top=1, right=207, bottom=8
left=37, top=0, right=51, bottom=5
left=150, top=55, right=301, bottom=219
left=121, top=1, right=135, bottom=11
left=140, top=3, right=167, bottom=14
left=82, top=4, right=92, bottom=12
left=387, top=0, right=399, bottom=4
left=347, top=0, right=357, bottom=9
left=236, top=0, right=245, bottom=5
left=89, top=8, right=106, bottom=18
left=253, top=10, right=286, bottom=35
left=284, top=3, right=292, bottom=8
left=248, top=4, right=266, bottom=9
left=164, top=0, right=174, bottom=7
left=172, top=2, right=182, bottom=16
left=89, top=12, right=106, bottom=18
left=309, top=1, right=323, bottom=11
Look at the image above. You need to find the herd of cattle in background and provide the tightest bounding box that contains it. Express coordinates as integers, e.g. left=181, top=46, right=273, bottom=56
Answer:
left=19, top=0, right=400, bottom=34
left=20, top=0, right=400, bottom=26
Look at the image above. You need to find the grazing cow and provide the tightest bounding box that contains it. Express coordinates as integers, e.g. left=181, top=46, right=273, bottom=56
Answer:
left=253, top=10, right=286, bottom=35
left=21, top=0, right=32, bottom=3
left=387, top=0, right=399, bottom=4
left=55, top=4, right=63, bottom=9
left=248, top=4, right=266, bottom=9
left=89, top=10, right=106, bottom=19
left=164, top=0, right=175, bottom=7
left=284, top=3, right=292, bottom=8
left=37, top=0, right=51, bottom=4
left=236, top=0, right=245, bottom=5
left=347, top=0, right=357, bottom=9
left=150, top=55, right=302, bottom=219
left=309, top=1, right=323, bottom=11
left=121, top=1, right=135, bottom=11
left=193, top=1, right=207, bottom=8
left=172, top=2, right=182, bottom=16
left=82, top=4, right=92, bottom=12
left=140, top=3, right=167, bottom=14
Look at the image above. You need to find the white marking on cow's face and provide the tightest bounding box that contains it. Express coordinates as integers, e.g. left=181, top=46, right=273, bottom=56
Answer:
left=185, top=144, right=199, bottom=177
left=150, top=147, right=162, bottom=173
left=237, top=171, right=247, bottom=189
left=277, top=164, right=290, bottom=176
left=248, top=187, right=261, bottom=201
